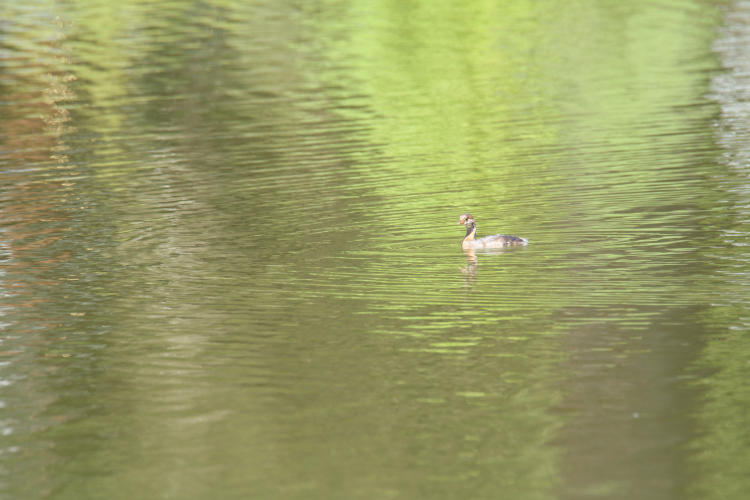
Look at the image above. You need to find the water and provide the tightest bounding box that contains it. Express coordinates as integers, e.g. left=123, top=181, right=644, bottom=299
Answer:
left=1, top=0, right=749, bottom=498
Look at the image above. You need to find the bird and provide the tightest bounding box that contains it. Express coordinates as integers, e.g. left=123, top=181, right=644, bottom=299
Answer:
left=457, top=213, right=528, bottom=249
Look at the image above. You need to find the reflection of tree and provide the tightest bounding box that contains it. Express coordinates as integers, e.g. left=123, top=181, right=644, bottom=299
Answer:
left=30, top=4, right=380, bottom=498
left=687, top=4, right=750, bottom=498
left=0, top=16, right=77, bottom=328
left=0, top=14, right=81, bottom=499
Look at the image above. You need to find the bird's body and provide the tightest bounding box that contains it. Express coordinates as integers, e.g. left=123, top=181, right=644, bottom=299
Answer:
left=458, top=213, right=528, bottom=249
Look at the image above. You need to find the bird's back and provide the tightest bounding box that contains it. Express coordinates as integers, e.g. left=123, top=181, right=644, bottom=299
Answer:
left=471, top=233, right=528, bottom=248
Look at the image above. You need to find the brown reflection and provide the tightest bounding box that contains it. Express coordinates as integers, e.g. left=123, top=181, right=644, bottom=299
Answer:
left=0, top=19, right=80, bottom=498
left=0, top=19, right=77, bottom=329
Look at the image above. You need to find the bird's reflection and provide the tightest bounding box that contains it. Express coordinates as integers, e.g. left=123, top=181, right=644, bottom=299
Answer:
left=461, top=248, right=478, bottom=276
left=461, top=247, right=522, bottom=280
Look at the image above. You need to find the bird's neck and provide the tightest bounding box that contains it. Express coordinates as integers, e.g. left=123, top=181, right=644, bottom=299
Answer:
left=463, top=223, right=476, bottom=242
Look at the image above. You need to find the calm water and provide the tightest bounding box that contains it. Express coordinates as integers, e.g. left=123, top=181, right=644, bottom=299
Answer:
left=1, top=0, right=749, bottom=499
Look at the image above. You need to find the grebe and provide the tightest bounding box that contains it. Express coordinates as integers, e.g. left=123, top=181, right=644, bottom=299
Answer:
left=457, top=213, right=528, bottom=249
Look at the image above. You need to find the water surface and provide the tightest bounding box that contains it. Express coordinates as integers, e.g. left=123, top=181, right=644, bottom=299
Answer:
left=1, top=1, right=749, bottom=499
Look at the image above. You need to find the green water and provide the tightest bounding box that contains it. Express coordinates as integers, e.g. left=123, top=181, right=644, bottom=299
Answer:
left=1, top=0, right=749, bottom=499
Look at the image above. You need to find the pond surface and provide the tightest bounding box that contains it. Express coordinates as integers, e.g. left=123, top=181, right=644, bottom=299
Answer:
left=1, top=1, right=749, bottom=499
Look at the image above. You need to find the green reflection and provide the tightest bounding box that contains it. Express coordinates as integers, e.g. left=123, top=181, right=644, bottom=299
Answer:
left=689, top=306, right=750, bottom=499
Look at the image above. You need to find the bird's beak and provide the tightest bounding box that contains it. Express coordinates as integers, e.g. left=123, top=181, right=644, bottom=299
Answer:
left=457, top=220, right=463, bottom=225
